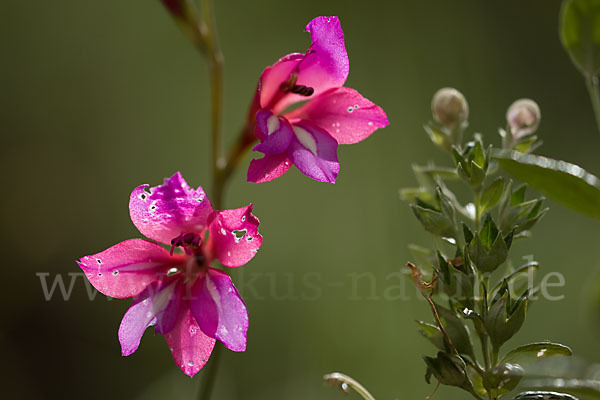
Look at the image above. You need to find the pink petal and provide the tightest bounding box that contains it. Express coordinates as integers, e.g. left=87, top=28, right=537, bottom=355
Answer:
left=129, top=172, right=214, bottom=245
left=165, top=306, right=216, bottom=377
left=77, top=239, right=184, bottom=298
left=207, top=205, right=263, bottom=267
left=252, top=110, right=294, bottom=155
left=288, top=122, right=339, bottom=183
left=118, top=279, right=180, bottom=356
left=259, top=53, right=304, bottom=112
left=259, top=16, right=348, bottom=114
left=190, top=268, right=248, bottom=352
left=286, top=87, right=389, bottom=144
left=247, top=153, right=291, bottom=183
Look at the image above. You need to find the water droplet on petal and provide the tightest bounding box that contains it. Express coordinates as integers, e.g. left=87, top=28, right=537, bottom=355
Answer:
left=368, top=121, right=373, bottom=126
left=113, top=270, right=119, bottom=276
left=354, top=104, right=359, bottom=109
left=347, top=107, right=353, bottom=113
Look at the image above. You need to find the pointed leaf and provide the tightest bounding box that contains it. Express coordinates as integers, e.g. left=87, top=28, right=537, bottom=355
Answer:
left=493, top=150, right=600, bottom=219
left=500, top=342, right=572, bottom=365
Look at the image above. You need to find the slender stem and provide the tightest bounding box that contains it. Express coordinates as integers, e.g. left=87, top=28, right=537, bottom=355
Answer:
left=197, top=0, right=224, bottom=207
left=324, top=372, right=376, bottom=400
left=585, top=74, right=600, bottom=135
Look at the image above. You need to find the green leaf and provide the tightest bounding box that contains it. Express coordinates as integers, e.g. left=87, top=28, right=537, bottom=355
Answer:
left=514, top=391, right=581, bottom=400
left=493, top=150, right=600, bottom=219
left=560, top=0, right=600, bottom=77
left=521, top=381, right=600, bottom=400
left=481, top=177, right=505, bottom=211
left=411, top=205, right=456, bottom=238
left=413, top=164, right=459, bottom=180
left=500, top=342, right=572, bottom=365
left=436, top=304, right=476, bottom=359
left=480, top=215, right=499, bottom=249
left=471, top=139, right=486, bottom=169
left=416, top=320, right=446, bottom=351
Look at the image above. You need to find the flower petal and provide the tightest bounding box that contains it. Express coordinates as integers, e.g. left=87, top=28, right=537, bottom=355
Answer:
left=207, top=205, right=263, bottom=267
left=247, top=153, right=291, bottom=183
left=129, top=172, right=214, bottom=245
left=190, top=268, right=248, bottom=352
left=252, top=110, right=294, bottom=155
left=165, top=305, right=215, bottom=377
left=259, top=16, right=348, bottom=113
left=118, top=279, right=180, bottom=356
left=286, top=87, right=389, bottom=144
left=288, top=122, right=339, bottom=183
left=77, top=239, right=184, bottom=298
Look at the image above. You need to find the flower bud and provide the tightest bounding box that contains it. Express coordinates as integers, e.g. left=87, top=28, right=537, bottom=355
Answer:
left=506, top=99, right=541, bottom=138
left=431, top=88, right=469, bottom=130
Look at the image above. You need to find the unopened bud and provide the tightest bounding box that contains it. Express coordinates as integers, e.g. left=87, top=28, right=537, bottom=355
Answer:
left=506, top=99, right=541, bottom=138
left=431, top=88, right=469, bottom=130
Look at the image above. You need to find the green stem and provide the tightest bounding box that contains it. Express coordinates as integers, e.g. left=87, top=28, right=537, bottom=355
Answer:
left=324, top=373, right=376, bottom=400
left=197, top=0, right=224, bottom=207
left=585, top=74, right=600, bottom=135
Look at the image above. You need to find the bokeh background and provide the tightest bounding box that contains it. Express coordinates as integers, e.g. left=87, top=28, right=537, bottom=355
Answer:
left=2, top=0, right=600, bottom=398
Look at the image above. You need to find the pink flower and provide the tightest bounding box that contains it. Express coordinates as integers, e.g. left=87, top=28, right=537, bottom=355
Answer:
left=77, top=172, right=262, bottom=377
left=247, top=16, right=389, bottom=184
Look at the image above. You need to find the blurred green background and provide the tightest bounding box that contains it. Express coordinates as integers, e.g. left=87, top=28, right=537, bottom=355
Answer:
left=2, top=0, right=600, bottom=398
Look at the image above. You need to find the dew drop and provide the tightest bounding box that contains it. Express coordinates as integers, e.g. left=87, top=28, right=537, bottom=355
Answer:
left=354, top=104, right=359, bottom=109
left=188, top=361, right=195, bottom=367
left=284, top=161, right=289, bottom=166
left=265, top=173, right=269, bottom=178
left=327, top=17, right=331, bottom=22
left=96, top=259, right=102, bottom=264
left=368, top=121, right=373, bottom=126
left=113, top=270, right=119, bottom=276
left=97, top=273, right=102, bottom=277
left=347, top=107, right=354, bottom=113
left=241, top=216, right=246, bottom=222
left=220, top=228, right=227, bottom=235
left=190, top=326, right=197, bottom=334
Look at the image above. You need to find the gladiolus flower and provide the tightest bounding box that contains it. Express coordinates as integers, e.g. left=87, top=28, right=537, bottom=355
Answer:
left=77, top=172, right=262, bottom=377
left=247, top=16, right=389, bottom=184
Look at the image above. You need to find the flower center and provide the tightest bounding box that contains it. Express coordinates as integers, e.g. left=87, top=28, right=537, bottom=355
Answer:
left=170, top=232, right=202, bottom=256
left=279, top=73, right=314, bottom=97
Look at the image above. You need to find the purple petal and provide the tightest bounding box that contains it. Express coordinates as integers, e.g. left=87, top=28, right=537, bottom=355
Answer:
left=164, top=306, right=216, bottom=377
left=259, top=16, right=348, bottom=114
left=190, top=268, right=248, bottom=352
left=129, top=172, right=214, bottom=245
left=118, top=279, right=180, bottom=356
left=247, top=153, right=292, bottom=183
left=77, top=239, right=184, bottom=298
left=253, top=110, right=294, bottom=155
left=207, top=205, right=263, bottom=267
left=288, top=122, right=339, bottom=183
left=286, top=87, right=389, bottom=144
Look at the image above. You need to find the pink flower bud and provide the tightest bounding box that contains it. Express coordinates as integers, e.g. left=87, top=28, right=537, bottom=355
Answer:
left=431, top=88, right=469, bottom=130
left=506, top=98, right=540, bottom=138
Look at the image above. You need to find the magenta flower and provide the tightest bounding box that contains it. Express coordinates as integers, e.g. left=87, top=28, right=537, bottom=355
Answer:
left=247, top=16, right=389, bottom=184
left=77, top=172, right=262, bottom=377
